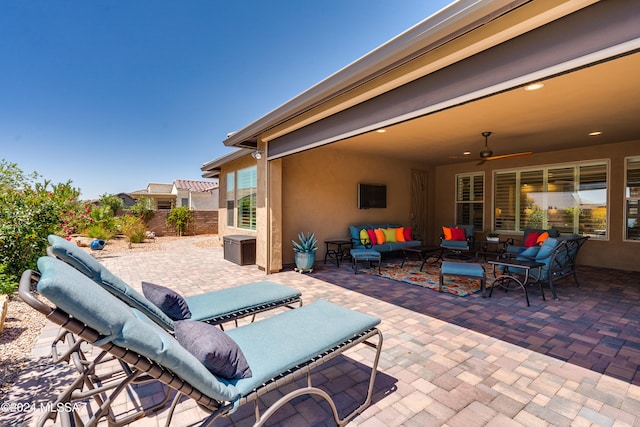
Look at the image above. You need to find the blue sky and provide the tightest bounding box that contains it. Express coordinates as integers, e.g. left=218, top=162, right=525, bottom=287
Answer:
left=1, top=0, right=451, bottom=199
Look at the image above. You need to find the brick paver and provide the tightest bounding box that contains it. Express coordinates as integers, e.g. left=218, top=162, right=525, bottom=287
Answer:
left=2, top=236, right=639, bottom=426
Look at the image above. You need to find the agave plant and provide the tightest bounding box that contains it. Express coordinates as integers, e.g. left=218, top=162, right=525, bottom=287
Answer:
left=292, top=232, right=318, bottom=253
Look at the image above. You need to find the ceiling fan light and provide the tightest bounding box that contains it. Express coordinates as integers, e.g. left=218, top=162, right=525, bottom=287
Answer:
left=480, top=148, right=493, bottom=158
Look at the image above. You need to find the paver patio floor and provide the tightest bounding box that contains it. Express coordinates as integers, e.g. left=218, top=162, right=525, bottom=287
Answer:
left=2, top=236, right=639, bottom=426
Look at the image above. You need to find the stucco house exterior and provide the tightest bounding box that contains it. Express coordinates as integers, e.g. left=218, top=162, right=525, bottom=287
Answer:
left=131, top=180, right=219, bottom=210
left=202, top=0, right=640, bottom=273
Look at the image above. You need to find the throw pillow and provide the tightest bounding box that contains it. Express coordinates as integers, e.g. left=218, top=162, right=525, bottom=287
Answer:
left=174, top=320, right=252, bottom=380
left=451, top=227, right=467, bottom=241
left=403, top=227, right=412, bottom=241
left=442, top=226, right=453, bottom=240
left=523, top=232, right=540, bottom=248
left=516, top=245, right=541, bottom=261
left=141, top=282, right=192, bottom=320
left=367, top=228, right=377, bottom=245
left=374, top=228, right=386, bottom=244
left=395, top=227, right=406, bottom=242
left=382, top=228, right=397, bottom=243
left=359, top=229, right=370, bottom=246
left=536, top=231, right=549, bottom=245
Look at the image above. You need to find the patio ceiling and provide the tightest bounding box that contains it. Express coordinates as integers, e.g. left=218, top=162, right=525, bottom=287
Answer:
left=330, top=50, right=640, bottom=166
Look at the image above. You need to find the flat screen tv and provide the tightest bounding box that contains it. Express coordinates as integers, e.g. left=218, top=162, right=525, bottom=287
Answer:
left=358, top=183, right=386, bottom=209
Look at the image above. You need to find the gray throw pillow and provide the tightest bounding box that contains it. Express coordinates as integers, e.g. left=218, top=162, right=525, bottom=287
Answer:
left=174, top=320, right=252, bottom=380
left=141, top=282, right=192, bottom=320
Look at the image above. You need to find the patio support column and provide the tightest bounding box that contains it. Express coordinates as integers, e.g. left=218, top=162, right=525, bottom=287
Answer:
left=267, top=157, right=283, bottom=273
left=255, top=140, right=268, bottom=270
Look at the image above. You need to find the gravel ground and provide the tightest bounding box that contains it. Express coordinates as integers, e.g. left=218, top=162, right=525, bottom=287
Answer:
left=0, top=234, right=221, bottom=399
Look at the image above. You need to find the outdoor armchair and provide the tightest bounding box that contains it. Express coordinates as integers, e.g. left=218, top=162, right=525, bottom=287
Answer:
left=440, top=224, right=475, bottom=258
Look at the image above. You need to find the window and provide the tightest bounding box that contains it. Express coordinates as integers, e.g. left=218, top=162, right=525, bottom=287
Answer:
left=181, top=198, right=188, bottom=207
left=226, top=173, right=234, bottom=227
left=236, top=167, right=257, bottom=230
left=456, top=173, right=484, bottom=230
left=225, top=167, right=257, bottom=230
left=625, top=157, right=640, bottom=241
left=494, top=161, right=608, bottom=238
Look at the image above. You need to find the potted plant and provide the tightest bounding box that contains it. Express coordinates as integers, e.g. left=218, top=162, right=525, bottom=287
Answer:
left=292, top=232, right=318, bottom=271
left=486, top=232, right=500, bottom=242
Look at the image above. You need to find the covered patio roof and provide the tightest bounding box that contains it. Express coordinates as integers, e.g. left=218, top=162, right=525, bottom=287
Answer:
left=204, top=0, right=640, bottom=170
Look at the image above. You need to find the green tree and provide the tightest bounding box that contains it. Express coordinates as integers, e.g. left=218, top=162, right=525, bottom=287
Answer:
left=0, top=159, right=82, bottom=294
left=127, top=196, right=155, bottom=223
left=98, top=193, right=123, bottom=216
left=166, top=206, right=192, bottom=236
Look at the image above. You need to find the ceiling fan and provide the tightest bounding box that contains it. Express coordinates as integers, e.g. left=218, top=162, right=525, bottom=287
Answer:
left=474, top=131, right=533, bottom=165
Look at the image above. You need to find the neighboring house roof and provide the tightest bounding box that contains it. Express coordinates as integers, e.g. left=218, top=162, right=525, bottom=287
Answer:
left=173, top=179, right=218, bottom=193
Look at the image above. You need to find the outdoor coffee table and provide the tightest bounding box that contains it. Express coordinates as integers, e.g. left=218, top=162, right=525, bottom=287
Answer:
left=488, top=258, right=545, bottom=306
left=400, top=246, right=443, bottom=271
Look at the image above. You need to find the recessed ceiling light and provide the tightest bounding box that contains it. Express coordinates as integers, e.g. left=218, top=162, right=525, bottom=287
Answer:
left=376, top=129, right=386, bottom=133
left=524, top=82, right=544, bottom=91
left=589, top=131, right=602, bottom=136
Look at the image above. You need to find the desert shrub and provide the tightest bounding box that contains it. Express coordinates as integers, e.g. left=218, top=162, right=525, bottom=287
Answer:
left=166, top=206, right=192, bottom=236
left=117, top=215, right=147, bottom=245
left=0, top=264, right=17, bottom=295
left=86, top=224, right=114, bottom=240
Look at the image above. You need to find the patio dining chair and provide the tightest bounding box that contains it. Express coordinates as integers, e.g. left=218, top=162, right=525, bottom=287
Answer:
left=20, top=256, right=383, bottom=427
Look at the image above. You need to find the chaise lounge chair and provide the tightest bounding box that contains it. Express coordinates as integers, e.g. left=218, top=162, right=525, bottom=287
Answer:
left=45, top=234, right=304, bottom=420
left=47, top=235, right=303, bottom=332
left=20, top=256, right=383, bottom=426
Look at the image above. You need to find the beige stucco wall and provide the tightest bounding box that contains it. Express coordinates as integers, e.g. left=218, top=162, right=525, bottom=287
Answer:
left=280, top=144, right=431, bottom=266
left=217, top=139, right=639, bottom=272
left=433, top=139, right=640, bottom=272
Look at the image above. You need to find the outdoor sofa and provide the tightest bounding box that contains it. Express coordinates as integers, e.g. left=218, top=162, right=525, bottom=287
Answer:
left=348, top=223, right=421, bottom=253
left=504, top=228, right=560, bottom=254
left=498, top=234, right=589, bottom=300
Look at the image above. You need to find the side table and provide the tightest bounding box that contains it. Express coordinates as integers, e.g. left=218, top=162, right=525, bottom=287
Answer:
left=323, top=239, right=351, bottom=267
left=488, top=258, right=545, bottom=306
left=475, top=239, right=507, bottom=261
